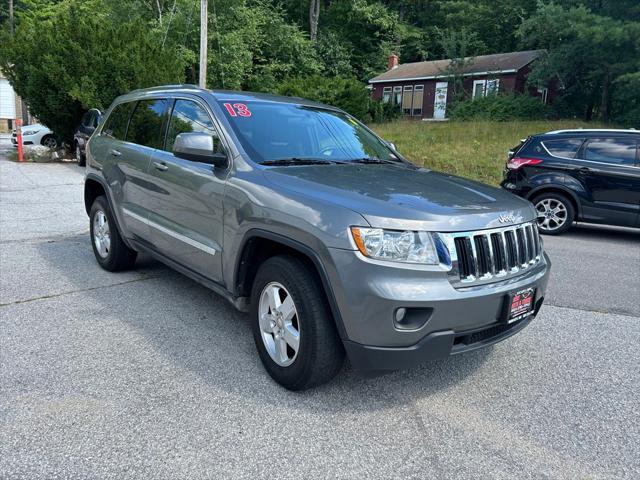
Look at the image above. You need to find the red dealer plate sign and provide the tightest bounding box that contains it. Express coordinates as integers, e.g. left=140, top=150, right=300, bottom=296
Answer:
left=507, top=287, right=535, bottom=323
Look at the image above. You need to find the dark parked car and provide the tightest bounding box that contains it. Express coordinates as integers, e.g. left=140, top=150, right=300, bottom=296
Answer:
left=84, top=85, right=550, bottom=389
left=501, top=129, right=640, bottom=234
left=74, top=108, right=102, bottom=166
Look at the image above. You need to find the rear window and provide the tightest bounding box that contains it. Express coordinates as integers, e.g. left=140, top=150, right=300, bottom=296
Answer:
left=541, top=138, right=583, bottom=158
left=102, top=102, right=134, bottom=140
left=126, top=99, right=167, bottom=149
left=582, top=138, right=637, bottom=166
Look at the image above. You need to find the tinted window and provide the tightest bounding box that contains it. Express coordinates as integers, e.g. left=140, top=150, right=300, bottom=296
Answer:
left=218, top=101, right=397, bottom=163
left=102, top=102, right=134, bottom=140
left=583, top=138, right=637, bottom=166
left=541, top=138, right=583, bottom=158
left=166, top=100, right=220, bottom=152
left=126, top=99, right=167, bottom=149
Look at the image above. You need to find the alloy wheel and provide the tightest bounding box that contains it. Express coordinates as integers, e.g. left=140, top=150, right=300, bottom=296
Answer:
left=93, top=210, right=111, bottom=258
left=258, top=282, right=300, bottom=367
left=535, top=198, right=568, bottom=232
left=42, top=136, right=57, bottom=149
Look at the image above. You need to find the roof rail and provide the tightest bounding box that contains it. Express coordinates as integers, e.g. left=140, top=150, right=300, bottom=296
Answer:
left=545, top=128, right=638, bottom=134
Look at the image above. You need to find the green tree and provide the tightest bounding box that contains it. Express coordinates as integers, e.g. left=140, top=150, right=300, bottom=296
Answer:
left=519, top=2, right=639, bottom=122
left=0, top=0, right=185, bottom=141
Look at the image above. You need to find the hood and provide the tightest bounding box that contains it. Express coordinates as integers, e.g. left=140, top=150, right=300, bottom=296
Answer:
left=263, top=163, right=535, bottom=232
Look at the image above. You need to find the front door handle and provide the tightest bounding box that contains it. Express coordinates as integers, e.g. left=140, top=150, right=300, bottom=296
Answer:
left=153, top=161, right=168, bottom=171
left=109, top=149, right=121, bottom=157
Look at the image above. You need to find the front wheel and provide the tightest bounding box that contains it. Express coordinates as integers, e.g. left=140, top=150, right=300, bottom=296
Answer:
left=89, top=196, right=137, bottom=271
left=532, top=192, right=575, bottom=235
left=250, top=255, right=344, bottom=390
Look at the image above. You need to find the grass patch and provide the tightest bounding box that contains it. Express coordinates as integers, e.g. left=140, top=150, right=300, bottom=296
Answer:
left=370, top=120, right=606, bottom=185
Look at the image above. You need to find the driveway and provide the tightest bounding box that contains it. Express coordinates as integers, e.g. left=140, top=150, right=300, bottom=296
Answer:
left=1, top=156, right=639, bottom=479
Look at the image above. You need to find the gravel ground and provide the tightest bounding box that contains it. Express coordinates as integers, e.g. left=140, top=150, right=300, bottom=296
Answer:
left=1, top=156, right=639, bottom=479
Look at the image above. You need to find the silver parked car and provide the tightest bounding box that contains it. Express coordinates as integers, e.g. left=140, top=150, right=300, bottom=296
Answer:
left=84, top=85, right=550, bottom=390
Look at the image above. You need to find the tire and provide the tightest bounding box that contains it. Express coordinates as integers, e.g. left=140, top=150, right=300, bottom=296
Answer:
left=76, top=142, right=86, bottom=166
left=531, top=192, right=575, bottom=235
left=89, top=196, right=137, bottom=271
left=250, top=255, right=345, bottom=390
left=41, top=135, right=57, bottom=150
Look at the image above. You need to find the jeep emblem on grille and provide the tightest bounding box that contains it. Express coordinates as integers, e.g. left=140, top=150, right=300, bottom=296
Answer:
left=498, top=214, right=516, bottom=224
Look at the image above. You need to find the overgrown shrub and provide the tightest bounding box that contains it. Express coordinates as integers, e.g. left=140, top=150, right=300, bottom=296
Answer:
left=366, top=100, right=402, bottom=123
left=450, top=94, right=553, bottom=121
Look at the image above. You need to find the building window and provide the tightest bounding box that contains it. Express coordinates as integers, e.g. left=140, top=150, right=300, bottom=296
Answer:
left=413, top=85, right=424, bottom=116
left=393, top=86, right=402, bottom=106
left=473, top=79, right=500, bottom=99
left=487, top=79, right=500, bottom=95
left=382, top=87, right=392, bottom=104
left=472, top=80, right=486, bottom=99
left=402, top=85, right=413, bottom=115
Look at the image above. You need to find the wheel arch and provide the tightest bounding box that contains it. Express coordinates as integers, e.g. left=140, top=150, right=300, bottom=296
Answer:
left=84, top=174, right=134, bottom=250
left=525, top=185, right=582, bottom=219
left=234, top=229, right=348, bottom=340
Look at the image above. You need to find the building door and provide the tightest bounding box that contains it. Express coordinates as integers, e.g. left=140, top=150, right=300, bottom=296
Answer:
left=433, top=82, right=448, bottom=120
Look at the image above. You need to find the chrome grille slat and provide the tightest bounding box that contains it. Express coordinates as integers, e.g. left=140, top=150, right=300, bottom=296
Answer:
left=444, top=221, right=543, bottom=286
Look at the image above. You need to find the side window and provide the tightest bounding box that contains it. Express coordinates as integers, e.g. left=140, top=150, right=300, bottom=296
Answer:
left=541, top=138, right=583, bottom=158
left=582, top=138, right=637, bottom=166
left=102, top=102, right=134, bottom=140
left=165, top=99, right=221, bottom=153
left=126, top=99, right=167, bottom=149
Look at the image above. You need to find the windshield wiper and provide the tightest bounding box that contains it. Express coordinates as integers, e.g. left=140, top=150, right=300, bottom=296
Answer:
left=349, top=157, right=399, bottom=164
left=259, top=158, right=344, bottom=166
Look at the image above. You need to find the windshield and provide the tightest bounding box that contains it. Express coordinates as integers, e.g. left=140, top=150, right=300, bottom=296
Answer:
left=217, top=101, right=400, bottom=164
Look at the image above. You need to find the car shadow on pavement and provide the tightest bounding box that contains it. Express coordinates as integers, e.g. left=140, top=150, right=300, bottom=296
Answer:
left=568, top=223, right=640, bottom=242
left=37, top=236, right=491, bottom=414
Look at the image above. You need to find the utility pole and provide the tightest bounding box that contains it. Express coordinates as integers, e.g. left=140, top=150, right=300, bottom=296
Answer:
left=199, top=0, right=208, bottom=88
left=9, top=0, right=14, bottom=34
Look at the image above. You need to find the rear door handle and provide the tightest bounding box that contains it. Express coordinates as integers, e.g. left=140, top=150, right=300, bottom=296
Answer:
left=109, top=149, right=121, bottom=157
left=153, top=161, right=168, bottom=171
left=578, top=166, right=592, bottom=173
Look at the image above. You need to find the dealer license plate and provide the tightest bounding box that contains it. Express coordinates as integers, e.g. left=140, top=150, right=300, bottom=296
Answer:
left=507, top=287, right=535, bottom=323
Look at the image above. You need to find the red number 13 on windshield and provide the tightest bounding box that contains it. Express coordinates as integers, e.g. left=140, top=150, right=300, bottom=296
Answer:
left=223, top=103, right=252, bottom=117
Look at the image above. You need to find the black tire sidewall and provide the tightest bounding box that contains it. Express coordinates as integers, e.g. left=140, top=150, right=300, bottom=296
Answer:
left=250, top=255, right=341, bottom=390
left=532, top=192, right=575, bottom=235
left=89, top=196, right=115, bottom=268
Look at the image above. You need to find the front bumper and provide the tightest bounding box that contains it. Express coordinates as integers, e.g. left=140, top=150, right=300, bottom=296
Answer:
left=326, top=248, right=550, bottom=371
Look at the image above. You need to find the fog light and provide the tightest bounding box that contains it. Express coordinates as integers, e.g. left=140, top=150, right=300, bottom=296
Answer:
left=395, top=308, right=407, bottom=322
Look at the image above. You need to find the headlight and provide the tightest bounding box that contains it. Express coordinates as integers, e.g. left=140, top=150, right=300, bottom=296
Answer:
left=350, top=227, right=439, bottom=264
left=22, top=130, right=39, bottom=136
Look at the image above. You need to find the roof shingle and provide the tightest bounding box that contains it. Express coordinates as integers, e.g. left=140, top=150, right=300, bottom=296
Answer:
left=369, top=50, right=545, bottom=83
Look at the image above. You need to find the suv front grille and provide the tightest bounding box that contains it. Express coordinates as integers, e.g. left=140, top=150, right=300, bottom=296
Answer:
left=441, top=222, right=542, bottom=286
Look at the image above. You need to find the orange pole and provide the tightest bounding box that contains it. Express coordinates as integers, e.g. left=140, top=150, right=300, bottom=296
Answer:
left=16, top=118, right=23, bottom=162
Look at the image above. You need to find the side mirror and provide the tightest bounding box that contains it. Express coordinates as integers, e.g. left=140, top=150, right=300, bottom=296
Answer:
left=388, top=141, right=397, bottom=151
left=173, top=132, right=228, bottom=168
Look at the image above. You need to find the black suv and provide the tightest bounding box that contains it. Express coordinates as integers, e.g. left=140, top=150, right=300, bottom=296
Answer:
left=74, top=108, right=102, bottom=166
left=501, top=129, right=640, bottom=234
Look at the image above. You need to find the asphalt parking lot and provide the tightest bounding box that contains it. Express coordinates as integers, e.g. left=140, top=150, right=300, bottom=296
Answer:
left=1, top=147, right=639, bottom=479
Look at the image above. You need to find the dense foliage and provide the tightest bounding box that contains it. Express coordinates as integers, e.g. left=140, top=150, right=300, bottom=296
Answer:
left=450, top=94, right=553, bottom=121
left=1, top=0, right=639, bottom=139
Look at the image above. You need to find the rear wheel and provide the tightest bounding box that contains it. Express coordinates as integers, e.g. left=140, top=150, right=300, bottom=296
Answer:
left=89, top=196, right=137, bottom=271
left=41, top=135, right=57, bottom=150
left=532, top=192, right=575, bottom=235
left=250, top=255, right=344, bottom=390
left=76, top=143, right=86, bottom=166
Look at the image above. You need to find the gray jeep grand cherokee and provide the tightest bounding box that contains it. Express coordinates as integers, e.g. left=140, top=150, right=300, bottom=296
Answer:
left=84, top=85, right=550, bottom=390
